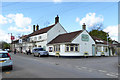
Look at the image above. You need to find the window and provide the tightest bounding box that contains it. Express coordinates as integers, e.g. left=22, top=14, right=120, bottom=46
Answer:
left=0, top=53, right=9, bottom=58
left=75, top=45, right=78, bottom=51
left=34, top=37, right=37, bottom=41
left=65, top=44, right=79, bottom=52
left=66, top=45, right=69, bottom=52
left=39, top=36, right=41, bottom=39
left=103, top=46, right=108, bottom=52
left=97, top=46, right=102, bottom=52
left=70, top=45, right=74, bottom=51
left=54, top=45, right=60, bottom=52
left=49, top=47, right=53, bottom=52
left=38, top=45, right=41, bottom=47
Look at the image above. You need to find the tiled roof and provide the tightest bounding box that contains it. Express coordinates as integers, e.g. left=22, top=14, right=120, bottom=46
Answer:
left=48, top=30, right=83, bottom=44
left=21, top=35, right=28, bottom=39
left=92, top=36, right=113, bottom=46
left=30, top=24, right=55, bottom=36
left=22, top=24, right=55, bottom=39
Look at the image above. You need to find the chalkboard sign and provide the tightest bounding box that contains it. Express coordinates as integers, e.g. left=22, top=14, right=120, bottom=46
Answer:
left=81, top=34, right=89, bottom=41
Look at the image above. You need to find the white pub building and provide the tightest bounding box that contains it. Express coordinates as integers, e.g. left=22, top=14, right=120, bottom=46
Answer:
left=12, top=15, right=114, bottom=57
left=47, top=23, right=95, bottom=56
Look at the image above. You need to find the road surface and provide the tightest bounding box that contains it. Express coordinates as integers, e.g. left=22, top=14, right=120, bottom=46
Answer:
left=2, top=53, right=118, bottom=78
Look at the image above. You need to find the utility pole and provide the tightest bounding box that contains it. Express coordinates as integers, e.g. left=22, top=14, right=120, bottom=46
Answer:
left=107, top=32, right=110, bottom=56
left=8, top=33, right=14, bottom=52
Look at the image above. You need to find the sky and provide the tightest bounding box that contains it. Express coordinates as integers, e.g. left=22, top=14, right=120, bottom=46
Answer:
left=0, top=0, right=119, bottom=43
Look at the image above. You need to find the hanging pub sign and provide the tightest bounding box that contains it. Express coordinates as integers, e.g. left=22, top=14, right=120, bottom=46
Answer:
left=81, top=34, right=89, bottom=41
left=19, top=39, right=22, bottom=43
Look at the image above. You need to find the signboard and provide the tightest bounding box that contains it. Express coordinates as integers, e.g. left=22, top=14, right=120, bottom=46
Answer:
left=11, top=36, right=15, bottom=40
left=19, top=39, right=22, bottom=43
left=81, top=34, right=89, bottom=41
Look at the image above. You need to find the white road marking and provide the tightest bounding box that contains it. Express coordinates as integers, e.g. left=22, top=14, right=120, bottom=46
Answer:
left=106, top=73, right=118, bottom=77
left=75, top=66, right=118, bottom=78
left=98, top=70, right=107, bottom=73
left=77, top=68, right=82, bottom=70
left=81, top=67, right=87, bottom=69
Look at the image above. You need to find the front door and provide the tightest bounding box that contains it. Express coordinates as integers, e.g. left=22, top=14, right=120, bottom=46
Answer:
left=92, top=44, right=95, bottom=56
left=20, top=47, right=22, bottom=53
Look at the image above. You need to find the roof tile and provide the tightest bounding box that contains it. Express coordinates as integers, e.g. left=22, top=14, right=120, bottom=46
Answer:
left=48, top=30, right=83, bottom=44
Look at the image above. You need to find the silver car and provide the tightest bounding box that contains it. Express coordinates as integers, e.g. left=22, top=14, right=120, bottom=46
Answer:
left=0, top=51, right=13, bottom=70
left=32, top=47, right=49, bottom=57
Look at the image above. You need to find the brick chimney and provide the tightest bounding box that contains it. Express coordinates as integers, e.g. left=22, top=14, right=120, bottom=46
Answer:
left=82, top=23, right=86, bottom=30
left=55, top=15, right=59, bottom=24
left=36, top=24, right=39, bottom=31
left=33, top=25, right=35, bottom=32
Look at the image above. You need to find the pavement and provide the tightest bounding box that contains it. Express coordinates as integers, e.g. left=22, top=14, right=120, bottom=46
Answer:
left=1, top=52, right=119, bottom=78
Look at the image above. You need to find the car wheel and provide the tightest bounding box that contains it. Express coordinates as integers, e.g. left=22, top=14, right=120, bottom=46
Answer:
left=39, top=53, right=41, bottom=57
left=9, top=66, right=13, bottom=70
left=34, top=54, right=36, bottom=57
left=46, top=54, right=49, bottom=57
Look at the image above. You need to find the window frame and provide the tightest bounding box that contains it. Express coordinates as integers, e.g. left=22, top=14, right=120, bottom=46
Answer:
left=53, top=45, right=60, bottom=52
left=97, top=46, right=102, bottom=52
left=65, top=44, right=79, bottom=52
left=39, top=36, right=42, bottom=39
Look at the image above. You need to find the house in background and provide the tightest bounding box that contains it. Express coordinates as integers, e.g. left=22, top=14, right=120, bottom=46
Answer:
left=92, top=36, right=113, bottom=56
left=112, top=40, right=119, bottom=55
left=47, top=23, right=96, bottom=57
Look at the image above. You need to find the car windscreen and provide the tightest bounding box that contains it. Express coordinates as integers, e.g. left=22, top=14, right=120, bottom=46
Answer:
left=34, top=48, right=44, bottom=51
left=0, top=53, right=9, bottom=58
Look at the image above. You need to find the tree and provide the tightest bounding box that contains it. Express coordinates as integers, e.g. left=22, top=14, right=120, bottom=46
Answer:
left=89, top=23, right=103, bottom=31
left=89, top=30, right=112, bottom=42
left=3, top=42, right=10, bottom=49
left=0, top=41, right=10, bottom=49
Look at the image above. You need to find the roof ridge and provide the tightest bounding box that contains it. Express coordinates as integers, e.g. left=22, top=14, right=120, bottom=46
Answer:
left=59, top=30, right=83, bottom=36
left=33, top=24, right=55, bottom=33
left=39, top=24, right=55, bottom=30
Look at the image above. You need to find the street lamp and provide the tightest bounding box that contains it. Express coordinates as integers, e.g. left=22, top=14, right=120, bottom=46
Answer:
left=8, top=33, right=13, bottom=43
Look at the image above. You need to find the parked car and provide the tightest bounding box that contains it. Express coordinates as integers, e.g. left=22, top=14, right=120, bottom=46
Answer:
left=0, top=51, right=13, bottom=70
left=4, top=49, right=11, bottom=52
left=32, top=47, right=49, bottom=57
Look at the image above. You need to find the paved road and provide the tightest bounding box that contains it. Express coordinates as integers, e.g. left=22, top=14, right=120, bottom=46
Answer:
left=2, top=53, right=118, bottom=78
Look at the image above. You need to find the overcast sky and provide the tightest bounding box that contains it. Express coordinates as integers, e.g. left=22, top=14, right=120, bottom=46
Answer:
left=0, top=0, right=119, bottom=43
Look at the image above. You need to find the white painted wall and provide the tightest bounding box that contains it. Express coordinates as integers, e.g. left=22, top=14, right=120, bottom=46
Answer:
left=72, top=30, right=95, bottom=56
left=29, top=33, right=47, bottom=49
left=47, top=23, right=67, bottom=43
left=29, top=23, right=67, bottom=51
left=48, top=44, right=83, bottom=56
left=30, top=33, right=47, bottom=42
left=48, top=30, right=95, bottom=56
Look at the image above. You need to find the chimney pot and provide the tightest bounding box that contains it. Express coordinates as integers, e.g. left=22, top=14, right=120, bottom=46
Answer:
left=82, top=23, right=86, bottom=30
left=33, top=25, right=35, bottom=32
left=55, top=15, right=59, bottom=24
left=36, top=24, right=39, bottom=31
